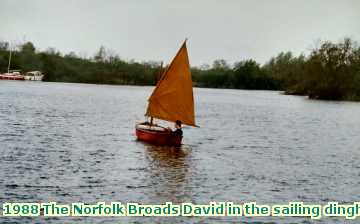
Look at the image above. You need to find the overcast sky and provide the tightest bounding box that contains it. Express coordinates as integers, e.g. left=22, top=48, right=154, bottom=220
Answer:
left=1, top=0, right=359, bottom=66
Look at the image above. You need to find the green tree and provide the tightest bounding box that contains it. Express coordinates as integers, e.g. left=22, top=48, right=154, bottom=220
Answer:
left=94, top=46, right=106, bottom=63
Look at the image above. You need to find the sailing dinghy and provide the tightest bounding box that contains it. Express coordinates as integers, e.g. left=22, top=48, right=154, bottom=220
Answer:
left=135, top=40, right=197, bottom=146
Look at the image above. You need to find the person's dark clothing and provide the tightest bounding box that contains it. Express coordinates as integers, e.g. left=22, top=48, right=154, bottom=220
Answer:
left=173, top=128, right=183, bottom=136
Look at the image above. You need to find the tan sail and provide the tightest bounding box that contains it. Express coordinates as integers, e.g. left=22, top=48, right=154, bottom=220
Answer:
left=145, top=41, right=196, bottom=126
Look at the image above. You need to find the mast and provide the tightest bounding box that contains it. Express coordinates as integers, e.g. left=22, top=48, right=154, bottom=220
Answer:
left=7, top=45, right=12, bottom=73
left=150, top=61, right=164, bottom=126
left=157, top=61, right=163, bottom=83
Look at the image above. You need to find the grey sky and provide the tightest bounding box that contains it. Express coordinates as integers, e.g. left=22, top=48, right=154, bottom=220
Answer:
left=1, top=0, right=359, bottom=66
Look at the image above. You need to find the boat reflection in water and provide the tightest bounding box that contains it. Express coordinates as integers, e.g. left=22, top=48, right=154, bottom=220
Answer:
left=139, top=142, right=193, bottom=203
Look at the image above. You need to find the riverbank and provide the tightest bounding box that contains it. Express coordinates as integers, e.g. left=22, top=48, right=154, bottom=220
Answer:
left=1, top=38, right=359, bottom=101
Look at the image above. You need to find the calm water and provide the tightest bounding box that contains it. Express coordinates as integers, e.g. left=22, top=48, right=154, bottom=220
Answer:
left=1, top=81, right=360, bottom=223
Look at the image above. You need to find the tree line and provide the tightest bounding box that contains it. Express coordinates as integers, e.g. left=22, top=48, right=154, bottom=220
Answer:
left=0, top=38, right=359, bottom=101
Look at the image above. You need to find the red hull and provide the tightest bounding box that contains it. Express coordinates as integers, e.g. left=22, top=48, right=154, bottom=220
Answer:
left=135, top=124, right=182, bottom=146
left=0, top=75, right=25, bottom=80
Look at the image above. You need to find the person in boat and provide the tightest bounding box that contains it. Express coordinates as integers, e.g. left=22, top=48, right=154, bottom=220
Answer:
left=173, top=120, right=183, bottom=136
left=167, top=120, right=183, bottom=136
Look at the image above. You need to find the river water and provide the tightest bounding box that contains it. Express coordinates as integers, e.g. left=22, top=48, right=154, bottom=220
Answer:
left=1, top=81, right=360, bottom=223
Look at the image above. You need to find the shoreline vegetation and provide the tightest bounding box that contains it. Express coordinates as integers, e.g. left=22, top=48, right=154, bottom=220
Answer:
left=1, top=38, right=359, bottom=101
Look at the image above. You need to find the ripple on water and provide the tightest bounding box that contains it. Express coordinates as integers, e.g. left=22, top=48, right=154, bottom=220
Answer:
left=1, top=83, right=360, bottom=223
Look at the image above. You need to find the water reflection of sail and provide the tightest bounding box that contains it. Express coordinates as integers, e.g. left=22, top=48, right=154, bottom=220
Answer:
left=143, top=145, right=192, bottom=203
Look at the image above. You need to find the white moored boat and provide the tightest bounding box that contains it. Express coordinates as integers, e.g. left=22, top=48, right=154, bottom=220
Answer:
left=24, top=71, right=44, bottom=81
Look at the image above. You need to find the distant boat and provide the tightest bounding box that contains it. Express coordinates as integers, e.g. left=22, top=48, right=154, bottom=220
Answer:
left=24, top=71, right=44, bottom=81
left=0, top=46, right=25, bottom=80
left=0, top=71, right=25, bottom=80
left=0, top=46, right=44, bottom=81
left=135, top=40, right=197, bottom=146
